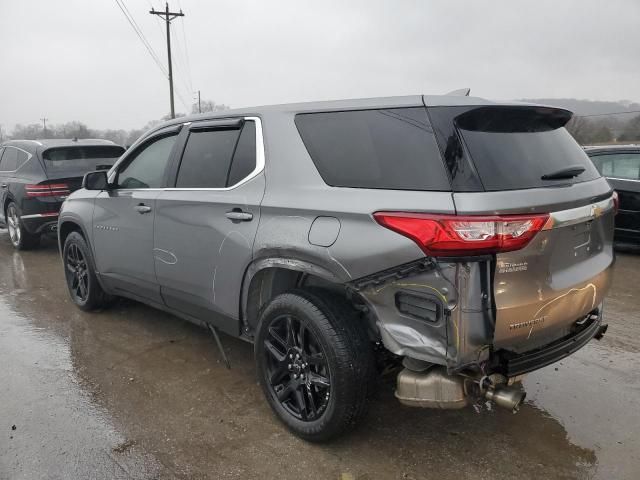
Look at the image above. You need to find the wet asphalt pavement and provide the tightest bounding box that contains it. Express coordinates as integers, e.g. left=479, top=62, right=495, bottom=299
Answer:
left=0, top=230, right=638, bottom=480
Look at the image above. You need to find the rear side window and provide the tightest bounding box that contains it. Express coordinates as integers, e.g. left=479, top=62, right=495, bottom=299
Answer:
left=590, top=152, right=640, bottom=180
left=430, top=106, right=600, bottom=191
left=295, top=108, right=451, bottom=191
left=176, top=129, right=240, bottom=188
left=0, top=147, right=19, bottom=171
left=175, top=120, right=256, bottom=188
left=227, top=121, right=256, bottom=186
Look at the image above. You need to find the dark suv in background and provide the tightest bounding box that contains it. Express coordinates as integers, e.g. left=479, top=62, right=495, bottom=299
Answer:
left=59, top=95, right=614, bottom=441
left=586, top=145, right=640, bottom=247
left=0, top=139, right=124, bottom=249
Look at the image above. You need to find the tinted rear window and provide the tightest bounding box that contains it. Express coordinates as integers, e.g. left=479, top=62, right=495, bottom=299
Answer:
left=43, top=145, right=125, bottom=173
left=295, top=107, right=451, bottom=191
left=430, top=106, right=600, bottom=191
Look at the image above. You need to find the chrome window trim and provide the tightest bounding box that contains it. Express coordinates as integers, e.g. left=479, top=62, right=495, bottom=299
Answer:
left=106, top=116, right=264, bottom=192
left=21, top=213, right=59, bottom=219
left=0, top=146, right=33, bottom=173
left=547, top=196, right=615, bottom=230
left=605, top=176, right=640, bottom=183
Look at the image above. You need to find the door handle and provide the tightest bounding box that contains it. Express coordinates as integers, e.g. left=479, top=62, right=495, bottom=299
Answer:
left=1, top=184, right=7, bottom=189
left=134, top=204, right=152, bottom=214
left=225, top=209, right=253, bottom=222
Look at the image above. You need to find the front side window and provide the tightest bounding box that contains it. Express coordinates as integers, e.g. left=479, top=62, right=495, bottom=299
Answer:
left=117, top=134, right=177, bottom=189
left=0, top=147, right=19, bottom=172
left=590, top=153, right=640, bottom=180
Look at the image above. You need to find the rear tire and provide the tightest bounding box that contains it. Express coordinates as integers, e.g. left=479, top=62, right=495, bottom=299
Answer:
left=63, top=231, right=113, bottom=311
left=6, top=202, right=40, bottom=250
left=255, top=289, right=374, bottom=442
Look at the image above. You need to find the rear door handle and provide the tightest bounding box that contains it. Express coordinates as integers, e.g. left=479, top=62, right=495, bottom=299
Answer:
left=225, top=209, right=253, bottom=222
left=134, top=204, right=152, bottom=214
left=1, top=184, right=7, bottom=189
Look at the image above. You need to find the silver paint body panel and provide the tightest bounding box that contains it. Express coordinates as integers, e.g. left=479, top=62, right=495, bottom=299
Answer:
left=58, top=95, right=615, bottom=372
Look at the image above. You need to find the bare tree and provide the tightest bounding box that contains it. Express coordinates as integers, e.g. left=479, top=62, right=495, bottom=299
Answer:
left=191, top=99, right=230, bottom=114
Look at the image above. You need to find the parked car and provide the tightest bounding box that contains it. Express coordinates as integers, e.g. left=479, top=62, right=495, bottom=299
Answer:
left=585, top=145, right=640, bottom=247
left=58, top=96, right=615, bottom=441
left=0, top=139, right=124, bottom=249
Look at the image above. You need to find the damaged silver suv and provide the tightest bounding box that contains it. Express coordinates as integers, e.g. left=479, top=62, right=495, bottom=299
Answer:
left=58, top=95, right=615, bottom=441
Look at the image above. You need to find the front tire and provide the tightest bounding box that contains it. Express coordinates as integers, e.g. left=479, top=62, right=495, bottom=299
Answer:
left=255, top=289, right=374, bottom=442
left=6, top=202, right=40, bottom=250
left=63, top=231, right=113, bottom=311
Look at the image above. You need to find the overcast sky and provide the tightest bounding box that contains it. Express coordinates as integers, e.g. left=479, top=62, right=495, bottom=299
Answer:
left=1, top=0, right=638, bottom=131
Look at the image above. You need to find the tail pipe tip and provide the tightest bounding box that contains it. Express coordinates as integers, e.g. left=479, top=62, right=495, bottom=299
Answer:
left=484, top=385, right=526, bottom=413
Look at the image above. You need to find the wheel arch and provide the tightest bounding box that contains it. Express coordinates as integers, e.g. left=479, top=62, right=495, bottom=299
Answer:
left=58, top=217, right=91, bottom=254
left=3, top=193, right=17, bottom=221
left=241, top=257, right=358, bottom=335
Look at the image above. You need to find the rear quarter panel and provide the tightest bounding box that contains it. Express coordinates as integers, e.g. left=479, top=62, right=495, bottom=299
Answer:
left=254, top=110, right=456, bottom=281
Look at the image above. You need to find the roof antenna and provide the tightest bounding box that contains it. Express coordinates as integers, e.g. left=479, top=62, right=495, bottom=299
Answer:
left=446, top=88, right=471, bottom=96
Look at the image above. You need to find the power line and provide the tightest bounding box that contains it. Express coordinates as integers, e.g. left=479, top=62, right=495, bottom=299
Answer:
left=150, top=2, right=185, bottom=119
left=145, top=0, right=191, bottom=113
left=176, top=0, right=193, bottom=92
left=577, top=110, right=640, bottom=118
left=114, top=0, right=168, bottom=77
left=169, top=29, right=193, bottom=106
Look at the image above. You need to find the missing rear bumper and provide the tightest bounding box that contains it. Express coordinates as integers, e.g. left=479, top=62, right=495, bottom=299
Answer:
left=493, top=313, right=606, bottom=377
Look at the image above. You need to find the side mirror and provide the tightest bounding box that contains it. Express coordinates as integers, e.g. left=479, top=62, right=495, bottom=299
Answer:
left=82, top=170, right=110, bottom=190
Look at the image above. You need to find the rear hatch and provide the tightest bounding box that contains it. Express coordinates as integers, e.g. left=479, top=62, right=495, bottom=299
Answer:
left=41, top=145, right=125, bottom=192
left=428, top=104, right=615, bottom=352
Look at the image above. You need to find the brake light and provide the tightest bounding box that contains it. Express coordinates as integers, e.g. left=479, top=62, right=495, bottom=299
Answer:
left=374, top=212, right=550, bottom=256
left=26, top=183, right=71, bottom=198
left=612, top=191, right=619, bottom=215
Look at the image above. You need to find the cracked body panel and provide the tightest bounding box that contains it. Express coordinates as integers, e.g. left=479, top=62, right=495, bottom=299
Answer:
left=355, top=260, right=493, bottom=370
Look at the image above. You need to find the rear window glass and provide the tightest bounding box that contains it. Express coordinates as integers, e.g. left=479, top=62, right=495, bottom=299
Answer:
left=589, top=152, right=640, bottom=180
left=43, top=145, right=125, bottom=173
left=295, top=108, right=451, bottom=191
left=431, top=106, right=600, bottom=191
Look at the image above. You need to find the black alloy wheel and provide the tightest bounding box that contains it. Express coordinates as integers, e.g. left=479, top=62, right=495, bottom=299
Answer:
left=65, top=243, right=89, bottom=304
left=62, top=231, right=114, bottom=311
left=255, top=289, right=374, bottom=442
left=263, top=313, right=331, bottom=421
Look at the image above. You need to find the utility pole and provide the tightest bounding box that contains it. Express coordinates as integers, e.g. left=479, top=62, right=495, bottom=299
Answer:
left=150, top=2, right=184, bottom=119
left=40, top=117, right=48, bottom=137
left=197, top=90, right=201, bottom=113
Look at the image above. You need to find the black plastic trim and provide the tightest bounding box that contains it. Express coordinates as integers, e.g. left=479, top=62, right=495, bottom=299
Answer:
left=496, top=315, right=604, bottom=377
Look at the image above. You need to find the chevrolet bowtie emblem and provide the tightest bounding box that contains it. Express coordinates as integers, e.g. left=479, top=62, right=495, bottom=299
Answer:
left=591, top=204, right=603, bottom=218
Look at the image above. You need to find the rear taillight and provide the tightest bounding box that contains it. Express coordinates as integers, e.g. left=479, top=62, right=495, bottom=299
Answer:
left=26, top=183, right=71, bottom=198
left=374, top=212, right=550, bottom=256
left=612, top=191, right=619, bottom=215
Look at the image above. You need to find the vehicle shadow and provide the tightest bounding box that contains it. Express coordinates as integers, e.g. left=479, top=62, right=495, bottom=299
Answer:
left=0, top=231, right=597, bottom=480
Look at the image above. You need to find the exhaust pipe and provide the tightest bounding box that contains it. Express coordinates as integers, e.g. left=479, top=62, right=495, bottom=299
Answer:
left=395, top=367, right=527, bottom=412
left=484, top=385, right=526, bottom=413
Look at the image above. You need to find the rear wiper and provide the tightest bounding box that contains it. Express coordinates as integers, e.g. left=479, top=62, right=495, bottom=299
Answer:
left=541, top=165, right=586, bottom=180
